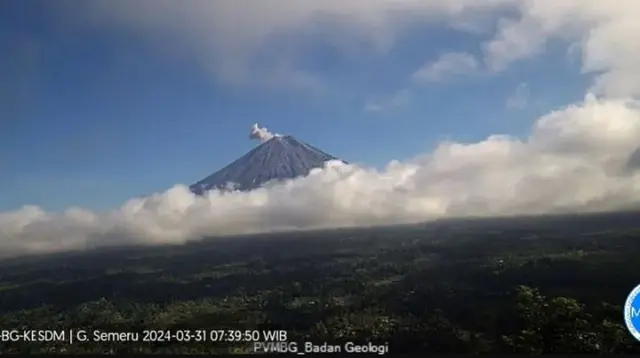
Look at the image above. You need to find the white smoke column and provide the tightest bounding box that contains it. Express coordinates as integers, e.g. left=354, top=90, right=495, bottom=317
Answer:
left=249, top=123, right=275, bottom=143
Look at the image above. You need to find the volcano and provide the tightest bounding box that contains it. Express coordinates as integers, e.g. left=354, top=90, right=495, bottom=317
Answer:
left=190, top=126, right=345, bottom=195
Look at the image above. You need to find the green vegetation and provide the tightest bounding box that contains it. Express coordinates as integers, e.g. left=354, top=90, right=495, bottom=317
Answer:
left=1, top=213, right=639, bottom=354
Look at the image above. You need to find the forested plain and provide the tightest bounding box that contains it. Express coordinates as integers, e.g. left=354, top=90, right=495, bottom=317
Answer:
left=1, top=211, right=639, bottom=354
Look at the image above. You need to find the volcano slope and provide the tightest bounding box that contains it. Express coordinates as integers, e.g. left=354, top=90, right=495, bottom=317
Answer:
left=190, top=134, right=344, bottom=195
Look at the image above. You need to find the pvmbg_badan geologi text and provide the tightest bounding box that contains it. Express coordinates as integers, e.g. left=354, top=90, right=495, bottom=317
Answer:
left=1, top=329, right=288, bottom=344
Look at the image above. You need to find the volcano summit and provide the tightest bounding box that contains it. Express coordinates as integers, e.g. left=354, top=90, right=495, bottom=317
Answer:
left=189, top=124, right=345, bottom=195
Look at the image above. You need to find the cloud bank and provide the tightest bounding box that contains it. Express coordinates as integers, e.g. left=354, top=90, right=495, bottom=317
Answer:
left=3, top=95, right=640, bottom=258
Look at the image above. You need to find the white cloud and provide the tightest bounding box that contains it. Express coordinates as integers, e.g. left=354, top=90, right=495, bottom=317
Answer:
left=411, top=52, right=480, bottom=83
left=3, top=95, right=640, bottom=258
left=51, top=1, right=640, bottom=98
left=54, top=0, right=513, bottom=90
left=367, top=52, right=479, bottom=112
left=505, top=82, right=530, bottom=110
left=482, top=1, right=640, bottom=98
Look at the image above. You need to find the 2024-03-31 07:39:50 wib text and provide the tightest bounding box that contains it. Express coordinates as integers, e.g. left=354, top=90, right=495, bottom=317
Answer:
left=0, top=329, right=288, bottom=343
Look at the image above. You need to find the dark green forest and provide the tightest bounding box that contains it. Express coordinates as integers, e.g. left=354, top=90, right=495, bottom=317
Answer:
left=1, top=212, right=639, bottom=354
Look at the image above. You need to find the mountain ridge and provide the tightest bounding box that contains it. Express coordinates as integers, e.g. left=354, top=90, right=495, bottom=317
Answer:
left=189, top=135, right=345, bottom=195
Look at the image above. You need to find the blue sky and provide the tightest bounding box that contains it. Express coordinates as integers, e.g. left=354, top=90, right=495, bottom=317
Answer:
left=0, top=1, right=594, bottom=211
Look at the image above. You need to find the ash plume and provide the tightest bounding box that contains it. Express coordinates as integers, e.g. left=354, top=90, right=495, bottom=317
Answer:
left=249, top=123, right=276, bottom=143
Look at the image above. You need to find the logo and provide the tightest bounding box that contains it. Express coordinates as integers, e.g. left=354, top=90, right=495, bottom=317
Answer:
left=624, top=284, right=640, bottom=341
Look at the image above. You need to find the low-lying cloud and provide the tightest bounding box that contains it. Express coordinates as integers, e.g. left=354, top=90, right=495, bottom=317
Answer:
left=2, top=95, right=640, bottom=258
